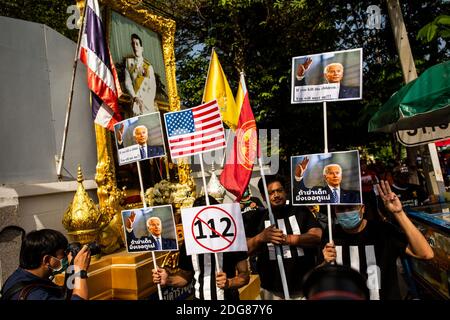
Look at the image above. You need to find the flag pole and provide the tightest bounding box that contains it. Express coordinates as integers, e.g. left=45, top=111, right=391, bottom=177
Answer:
left=136, top=161, right=164, bottom=300
left=198, top=153, right=222, bottom=274
left=258, top=157, right=291, bottom=300
left=220, top=129, right=233, bottom=168
left=201, top=47, right=215, bottom=104
left=56, top=0, right=88, bottom=180
left=323, top=101, right=333, bottom=244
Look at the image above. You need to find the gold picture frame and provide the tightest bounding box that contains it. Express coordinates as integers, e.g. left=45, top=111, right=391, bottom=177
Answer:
left=76, top=0, right=180, bottom=253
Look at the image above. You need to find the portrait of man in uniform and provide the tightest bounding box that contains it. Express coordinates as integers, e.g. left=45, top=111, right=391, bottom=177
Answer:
left=108, top=11, right=170, bottom=119
left=124, top=33, right=158, bottom=117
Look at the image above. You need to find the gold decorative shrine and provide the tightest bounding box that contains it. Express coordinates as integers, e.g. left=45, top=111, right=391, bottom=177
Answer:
left=73, top=0, right=183, bottom=254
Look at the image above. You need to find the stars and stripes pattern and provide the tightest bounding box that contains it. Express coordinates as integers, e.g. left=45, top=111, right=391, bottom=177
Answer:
left=164, top=100, right=226, bottom=158
left=79, top=0, right=122, bottom=131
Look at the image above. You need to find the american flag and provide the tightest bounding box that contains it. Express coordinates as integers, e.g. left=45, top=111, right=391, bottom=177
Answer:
left=79, top=0, right=122, bottom=131
left=164, top=100, right=226, bottom=158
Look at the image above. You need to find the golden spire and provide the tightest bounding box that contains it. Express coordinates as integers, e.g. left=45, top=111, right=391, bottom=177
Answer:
left=62, top=165, right=102, bottom=244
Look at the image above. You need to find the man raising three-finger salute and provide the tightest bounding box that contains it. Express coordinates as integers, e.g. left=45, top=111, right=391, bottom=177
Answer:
left=319, top=180, right=433, bottom=300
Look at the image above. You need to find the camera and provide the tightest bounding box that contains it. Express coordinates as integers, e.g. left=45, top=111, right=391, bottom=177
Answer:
left=67, top=241, right=101, bottom=257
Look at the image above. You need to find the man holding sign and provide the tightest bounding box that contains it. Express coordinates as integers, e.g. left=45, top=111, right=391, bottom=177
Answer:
left=245, top=175, right=322, bottom=299
left=152, top=196, right=250, bottom=300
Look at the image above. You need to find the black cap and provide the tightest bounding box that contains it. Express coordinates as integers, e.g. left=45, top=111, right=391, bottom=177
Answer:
left=302, top=264, right=369, bottom=300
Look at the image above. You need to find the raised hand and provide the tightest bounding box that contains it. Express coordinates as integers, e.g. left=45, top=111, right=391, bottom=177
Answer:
left=295, top=157, right=310, bottom=178
left=126, top=211, right=136, bottom=229
left=376, top=180, right=403, bottom=215
left=297, top=57, right=313, bottom=77
left=115, top=123, right=124, bottom=144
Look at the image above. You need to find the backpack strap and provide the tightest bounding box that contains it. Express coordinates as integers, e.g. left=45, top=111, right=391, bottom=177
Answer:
left=1, top=280, right=63, bottom=300
left=1, top=281, right=36, bottom=300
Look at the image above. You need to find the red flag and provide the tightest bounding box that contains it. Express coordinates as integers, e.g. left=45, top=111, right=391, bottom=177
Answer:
left=220, top=74, right=258, bottom=201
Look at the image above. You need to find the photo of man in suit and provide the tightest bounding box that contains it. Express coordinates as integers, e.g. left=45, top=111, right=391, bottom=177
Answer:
left=125, top=211, right=177, bottom=252
left=295, top=58, right=359, bottom=99
left=292, top=155, right=361, bottom=205
left=133, top=125, right=165, bottom=160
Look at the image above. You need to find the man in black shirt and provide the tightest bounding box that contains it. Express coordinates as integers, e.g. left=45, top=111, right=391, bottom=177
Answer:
left=320, top=181, right=434, bottom=300
left=246, top=174, right=322, bottom=299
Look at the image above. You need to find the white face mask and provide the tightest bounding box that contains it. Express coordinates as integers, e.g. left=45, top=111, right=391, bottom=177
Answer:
left=48, top=256, right=68, bottom=276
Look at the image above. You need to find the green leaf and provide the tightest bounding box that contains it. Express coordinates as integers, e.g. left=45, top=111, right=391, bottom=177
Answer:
left=435, top=15, right=450, bottom=26
left=427, top=24, right=439, bottom=42
left=439, top=29, right=450, bottom=38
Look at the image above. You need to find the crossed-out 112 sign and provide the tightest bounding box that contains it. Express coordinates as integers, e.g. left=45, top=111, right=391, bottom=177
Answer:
left=181, top=203, right=248, bottom=255
left=192, top=206, right=237, bottom=252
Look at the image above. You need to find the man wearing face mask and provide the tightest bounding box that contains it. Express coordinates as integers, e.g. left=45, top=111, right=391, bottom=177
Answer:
left=319, top=181, right=433, bottom=300
left=0, top=229, right=91, bottom=300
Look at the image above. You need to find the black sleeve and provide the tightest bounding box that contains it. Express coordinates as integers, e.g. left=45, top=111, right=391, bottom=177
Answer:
left=177, top=243, right=194, bottom=272
left=381, top=221, right=408, bottom=255
left=244, top=208, right=266, bottom=238
left=300, top=207, right=321, bottom=231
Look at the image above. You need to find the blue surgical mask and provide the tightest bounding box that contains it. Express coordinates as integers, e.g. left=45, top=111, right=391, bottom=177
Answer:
left=336, top=210, right=362, bottom=230
left=49, top=256, right=69, bottom=275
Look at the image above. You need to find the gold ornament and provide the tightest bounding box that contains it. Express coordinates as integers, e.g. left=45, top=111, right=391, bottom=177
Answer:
left=62, top=165, right=102, bottom=245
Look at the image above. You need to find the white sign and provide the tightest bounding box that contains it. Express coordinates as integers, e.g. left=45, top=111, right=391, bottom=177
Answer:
left=291, top=48, right=363, bottom=104
left=294, top=84, right=340, bottom=102
left=396, top=123, right=450, bottom=146
left=181, top=203, right=248, bottom=255
left=118, top=145, right=141, bottom=165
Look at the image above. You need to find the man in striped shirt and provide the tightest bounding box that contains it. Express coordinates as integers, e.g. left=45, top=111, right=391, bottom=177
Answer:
left=246, top=175, right=322, bottom=299
left=321, top=180, right=434, bottom=300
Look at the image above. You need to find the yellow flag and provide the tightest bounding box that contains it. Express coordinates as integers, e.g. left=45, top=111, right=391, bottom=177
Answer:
left=203, top=49, right=240, bottom=130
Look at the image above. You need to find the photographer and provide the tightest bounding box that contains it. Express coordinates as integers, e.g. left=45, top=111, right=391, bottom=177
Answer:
left=0, top=229, right=91, bottom=300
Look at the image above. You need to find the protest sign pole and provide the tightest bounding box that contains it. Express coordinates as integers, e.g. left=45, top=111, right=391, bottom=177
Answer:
left=220, top=129, right=233, bottom=168
left=136, top=161, right=163, bottom=300
left=323, top=101, right=333, bottom=243
left=198, top=153, right=221, bottom=274
left=56, top=0, right=88, bottom=180
left=258, top=157, right=290, bottom=300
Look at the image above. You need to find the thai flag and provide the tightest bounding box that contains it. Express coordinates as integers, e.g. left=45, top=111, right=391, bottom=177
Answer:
left=79, top=0, right=122, bottom=131
left=164, top=100, right=226, bottom=158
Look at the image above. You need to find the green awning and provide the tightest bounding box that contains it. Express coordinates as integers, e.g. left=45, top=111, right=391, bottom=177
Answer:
left=368, top=61, right=450, bottom=132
